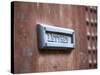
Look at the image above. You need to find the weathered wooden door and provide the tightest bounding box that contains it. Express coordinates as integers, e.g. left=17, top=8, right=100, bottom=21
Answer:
left=11, top=1, right=97, bottom=74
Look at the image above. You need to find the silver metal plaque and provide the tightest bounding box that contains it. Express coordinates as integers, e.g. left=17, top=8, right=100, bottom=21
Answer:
left=37, top=24, right=75, bottom=49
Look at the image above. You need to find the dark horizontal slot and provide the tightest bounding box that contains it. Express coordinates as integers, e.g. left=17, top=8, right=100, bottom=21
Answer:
left=46, top=31, right=73, bottom=43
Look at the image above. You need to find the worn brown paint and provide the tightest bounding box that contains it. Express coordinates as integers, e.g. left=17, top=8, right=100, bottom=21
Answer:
left=11, top=1, right=97, bottom=74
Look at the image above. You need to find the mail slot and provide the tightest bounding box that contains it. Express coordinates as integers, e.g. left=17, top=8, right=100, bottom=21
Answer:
left=37, top=24, right=75, bottom=49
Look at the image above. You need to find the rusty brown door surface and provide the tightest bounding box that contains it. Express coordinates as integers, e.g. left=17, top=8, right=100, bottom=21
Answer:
left=11, top=1, right=97, bottom=74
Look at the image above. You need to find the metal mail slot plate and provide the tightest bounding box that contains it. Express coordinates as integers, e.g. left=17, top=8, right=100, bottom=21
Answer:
left=37, top=24, right=75, bottom=49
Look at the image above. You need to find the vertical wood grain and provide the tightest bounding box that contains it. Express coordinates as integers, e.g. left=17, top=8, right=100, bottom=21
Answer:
left=12, top=2, right=97, bottom=73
